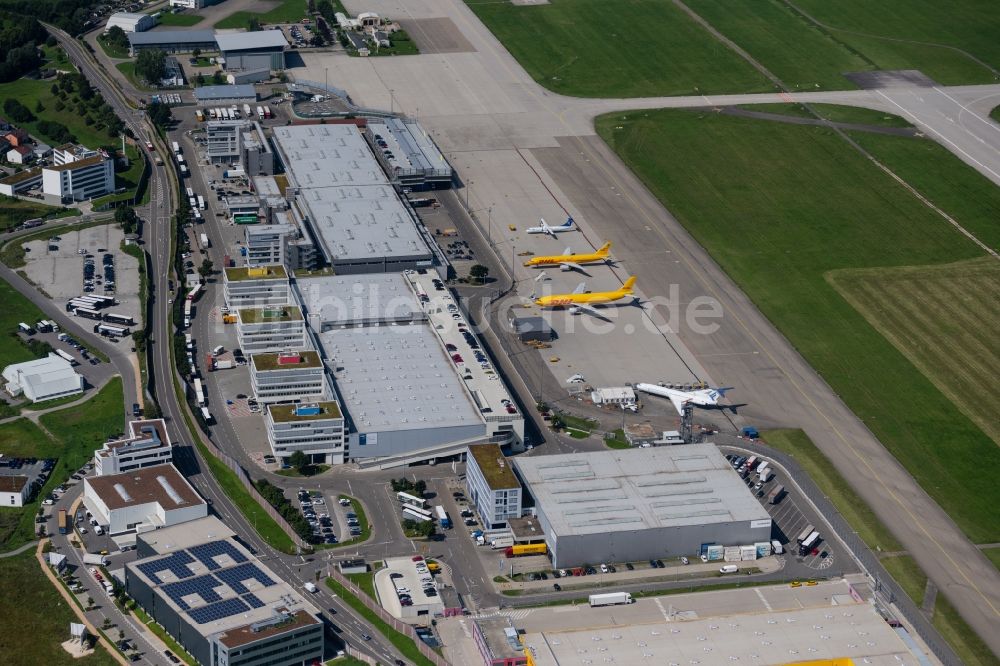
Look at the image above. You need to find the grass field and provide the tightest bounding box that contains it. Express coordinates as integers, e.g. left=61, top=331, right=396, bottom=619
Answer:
left=992, top=106, right=1000, bottom=122
left=325, top=578, right=435, bottom=666
left=92, top=145, right=148, bottom=208
left=985, top=547, right=1000, bottom=570
left=155, top=13, right=203, bottom=27
left=829, top=259, right=1000, bottom=445
left=115, top=62, right=155, bottom=92
left=762, top=429, right=902, bottom=551
left=879, top=554, right=927, bottom=605
left=0, top=78, right=115, bottom=149
left=933, top=593, right=1000, bottom=666
left=469, top=0, right=999, bottom=97
left=214, top=0, right=306, bottom=29
left=0, top=378, right=123, bottom=551
left=596, top=109, right=1000, bottom=543
left=463, top=0, right=772, bottom=97
left=0, top=279, right=49, bottom=368
left=42, top=45, right=76, bottom=72
left=96, top=34, right=129, bottom=59
left=740, top=103, right=914, bottom=128
left=0, top=549, right=118, bottom=665
left=0, top=195, right=78, bottom=233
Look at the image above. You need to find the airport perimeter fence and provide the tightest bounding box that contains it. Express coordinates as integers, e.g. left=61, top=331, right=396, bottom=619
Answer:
left=328, top=569, right=451, bottom=666
left=716, top=434, right=961, bottom=666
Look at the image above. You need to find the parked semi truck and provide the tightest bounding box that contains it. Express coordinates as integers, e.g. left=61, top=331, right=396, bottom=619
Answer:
left=504, top=543, right=548, bottom=558
left=768, top=484, right=785, bottom=504
left=57, top=509, right=68, bottom=534
left=490, top=536, right=514, bottom=549
left=589, top=592, right=633, bottom=607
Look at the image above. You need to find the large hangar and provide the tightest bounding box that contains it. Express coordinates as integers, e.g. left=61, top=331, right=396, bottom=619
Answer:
left=512, top=444, right=772, bottom=568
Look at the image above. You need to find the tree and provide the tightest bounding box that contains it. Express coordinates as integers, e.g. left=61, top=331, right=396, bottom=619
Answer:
left=413, top=479, right=427, bottom=495
left=53, top=99, right=64, bottom=112
left=134, top=49, right=167, bottom=85
left=192, top=47, right=201, bottom=58
left=470, top=264, right=489, bottom=284
left=212, top=70, right=225, bottom=85
left=86, top=596, right=93, bottom=609
left=117, top=629, right=124, bottom=641
left=248, top=17, right=262, bottom=32
left=115, top=206, right=139, bottom=233
left=104, top=25, right=129, bottom=53
left=195, top=72, right=204, bottom=86
left=288, top=450, right=309, bottom=474
left=131, top=330, right=147, bottom=353
left=3, top=98, right=34, bottom=123
left=147, top=100, right=172, bottom=129
left=198, top=258, right=214, bottom=278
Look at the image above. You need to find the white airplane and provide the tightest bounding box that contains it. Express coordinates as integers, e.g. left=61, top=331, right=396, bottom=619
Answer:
left=526, top=217, right=576, bottom=238
left=635, top=382, right=734, bottom=416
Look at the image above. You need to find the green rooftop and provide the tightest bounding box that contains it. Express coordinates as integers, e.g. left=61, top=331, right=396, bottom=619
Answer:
left=224, top=265, right=288, bottom=282
left=238, top=305, right=302, bottom=324
left=251, top=350, right=322, bottom=372
left=268, top=401, right=342, bottom=422
left=468, top=444, right=520, bottom=489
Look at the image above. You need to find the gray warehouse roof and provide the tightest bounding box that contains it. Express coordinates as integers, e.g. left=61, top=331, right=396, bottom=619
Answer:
left=128, top=29, right=216, bottom=46
left=216, top=31, right=288, bottom=52
left=195, top=85, right=257, bottom=101
left=320, top=323, right=481, bottom=433
left=296, top=273, right=425, bottom=327
left=512, top=444, right=771, bottom=537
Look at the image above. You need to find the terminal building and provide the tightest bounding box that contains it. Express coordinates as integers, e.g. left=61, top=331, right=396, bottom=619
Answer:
left=511, top=445, right=773, bottom=568
left=94, top=419, right=173, bottom=476
left=83, top=463, right=207, bottom=542
left=293, top=271, right=524, bottom=467
left=125, top=515, right=324, bottom=666
left=265, top=402, right=345, bottom=466
left=223, top=265, right=291, bottom=308
left=364, top=118, right=454, bottom=190
left=465, top=444, right=522, bottom=530
left=269, top=124, right=434, bottom=274
left=250, top=351, right=327, bottom=404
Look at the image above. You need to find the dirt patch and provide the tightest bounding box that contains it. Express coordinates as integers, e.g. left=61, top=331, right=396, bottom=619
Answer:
left=398, top=17, right=476, bottom=55
left=844, top=69, right=938, bottom=89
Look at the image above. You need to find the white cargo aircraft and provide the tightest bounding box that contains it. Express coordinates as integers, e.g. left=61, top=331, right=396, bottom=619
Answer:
left=526, top=217, right=576, bottom=238
left=635, top=383, right=734, bottom=416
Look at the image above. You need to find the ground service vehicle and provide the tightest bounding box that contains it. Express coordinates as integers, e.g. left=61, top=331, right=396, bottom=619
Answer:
left=768, top=484, right=785, bottom=504
left=719, top=564, right=739, bottom=574
left=83, top=553, right=108, bottom=566
left=589, top=592, right=632, bottom=607
left=58, top=509, right=68, bottom=534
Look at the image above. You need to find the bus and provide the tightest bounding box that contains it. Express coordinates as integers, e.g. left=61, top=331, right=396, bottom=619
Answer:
left=397, top=491, right=426, bottom=509
left=197, top=195, right=205, bottom=210
left=75, top=307, right=103, bottom=320
left=95, top=323, right=129, bottom=337
left=200, top=407, right=213, bottom=423
left=798, top=531, right=821, bottom=556
left=55, top=349, right=77, bottom=365
left=88, top=295, right=116, bottom=308
left=795, top=524, right=815, bottom=544
left=171, top=141, right=180, bottom=153
left=186, top=187, right=194, bottom=198
left=194, top=377, right=205, bottom=406
left=187, top=284, right=202, bottom=302
left=403, top=506, right=432, bottom=522
left=103, top=313, right=134, bottom=326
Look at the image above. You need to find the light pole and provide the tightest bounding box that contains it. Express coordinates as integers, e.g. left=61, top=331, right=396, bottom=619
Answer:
left=465, top=180, right=473, bottom=209
left=487, top=205, right=493, bottom=246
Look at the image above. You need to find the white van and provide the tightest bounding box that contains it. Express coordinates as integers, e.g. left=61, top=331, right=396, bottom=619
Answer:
left=771, top=540, right=784, bottom=554
left=303, top=582, right=318, bottom=593
left=94, top=525, right=105, bottom=536
left=719, top=564, right=739, bottom=574
left=212, top=345, right=224, bottom=356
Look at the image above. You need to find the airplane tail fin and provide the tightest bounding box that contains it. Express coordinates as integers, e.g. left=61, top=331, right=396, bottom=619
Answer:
left=622, top=276, right=636, bottom=292
left=562, top=217, right=575, bottom=228
left=597, top=242, right=612, bottom=255
left=714, top=387, right=735, bottom=396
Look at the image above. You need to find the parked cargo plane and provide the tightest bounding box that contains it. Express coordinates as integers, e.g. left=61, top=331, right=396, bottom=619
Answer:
left=635, top=383, right=734, bottom=416
left=524, top=242, right=612, bottom=272
left=534, top=276, right=636, bottom=317
left=526, top=217, right=576, bottom=238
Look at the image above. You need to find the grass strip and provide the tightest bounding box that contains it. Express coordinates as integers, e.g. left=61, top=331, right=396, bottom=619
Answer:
left=132, top=604, right=197, bottom=665
left=326, top=578, right=435, bottom=666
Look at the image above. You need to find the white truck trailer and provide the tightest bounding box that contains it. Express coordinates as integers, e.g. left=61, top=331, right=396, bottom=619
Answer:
left=589, top=592, right=633, bottom=607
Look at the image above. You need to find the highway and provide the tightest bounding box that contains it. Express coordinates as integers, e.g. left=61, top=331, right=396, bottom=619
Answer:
left=46, top=26, right=408, bottom=666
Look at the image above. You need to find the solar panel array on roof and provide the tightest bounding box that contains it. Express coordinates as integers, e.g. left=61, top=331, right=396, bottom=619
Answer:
left=162, top=574, right=224, bottom=611
left=189, top=597, right=250, bottom=625
left=243, top=593, right=265, bottom=609
left=136, top=550, right=195, bottom=584
left=189, top=541, right=248, bottom=571
left=216, top=563, right=276, bottom=594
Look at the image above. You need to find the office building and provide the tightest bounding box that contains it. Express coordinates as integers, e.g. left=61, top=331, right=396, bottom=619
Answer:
left=83, top=463, right=207, bottom=540
left=94, top=419, right=173, bottom=476
left=105, top=12, right=155, bottom=33
left=265, top=402, right=345, bottom=465
left=126, top=515, right=324, bottom=666
left=465, top=444, right=522, bottom=530
left=205, top=120, right=245, bottom=164
left=0, top=475, right=30, bottom=507
left=223, top=265, right=290, bottom=308
left=250, top=351, right=327, bottom=404
left=42, top=152, right=114, bottom=203
left=241, top=122, right=274, bottom=176
left=2, top=353, right=84, bottom=402
left=511, top=445, right=773, bottom=568
left=236, top=306, right=307, bottom=353
left=0, top=167, right=43, bottom=196
left=244, top=224, right=294, bottom=267
left=216, top=31, right=287, bottom=71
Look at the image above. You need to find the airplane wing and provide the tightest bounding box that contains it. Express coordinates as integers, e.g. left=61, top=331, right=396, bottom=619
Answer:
left=570, top=303, right=611, bottom=321
left=558, top=261, right=586, bottom=273
left=561, top=247, right=571, bottom=256
left=545, top=227, right=556, bottom=238
left=669, top=395, right=690, bottom=416
left=572, top=282, right=587, bottom=295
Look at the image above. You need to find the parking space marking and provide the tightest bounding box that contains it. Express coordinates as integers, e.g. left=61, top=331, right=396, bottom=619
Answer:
left=755, top=587, right=773, bottom=611
left=655, top=597, right=672, bottom=621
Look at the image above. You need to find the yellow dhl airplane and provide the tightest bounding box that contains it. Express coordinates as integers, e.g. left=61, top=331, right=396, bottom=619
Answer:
left=534, top=276, right=637, bottom=317
left=523, top=242, right=612, bottom=273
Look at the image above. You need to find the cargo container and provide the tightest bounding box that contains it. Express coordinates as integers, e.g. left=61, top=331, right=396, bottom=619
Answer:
left=589, top=592, right=632, bottom=607
left=504, top=543, right=547, bottom=558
